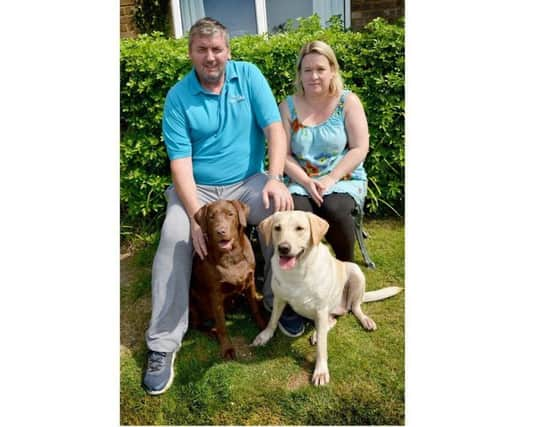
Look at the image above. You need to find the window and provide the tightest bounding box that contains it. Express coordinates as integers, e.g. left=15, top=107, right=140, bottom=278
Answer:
left=170, top=0, right=350, bottom=38
left=203, top=0, right=257, bottom=36
left=266, top=0, right=313, bottom=32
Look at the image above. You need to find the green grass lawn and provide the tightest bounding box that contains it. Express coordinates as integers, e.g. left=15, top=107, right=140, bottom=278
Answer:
left=120, top=218, right=404, bottom=425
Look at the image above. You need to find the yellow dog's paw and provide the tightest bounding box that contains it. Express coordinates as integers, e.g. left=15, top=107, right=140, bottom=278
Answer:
left=363, top=316, right=377, bottom=331
left=251, top=329, right=274, bottom=346
left=312, top=368, right=330, bottom=386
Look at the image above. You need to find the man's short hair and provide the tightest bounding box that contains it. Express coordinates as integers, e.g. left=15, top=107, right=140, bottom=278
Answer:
left=188, top=17, right=230, bottom=50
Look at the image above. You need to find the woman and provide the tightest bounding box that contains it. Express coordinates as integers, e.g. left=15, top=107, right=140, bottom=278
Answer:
left=280, top=40, right=370, bottom=262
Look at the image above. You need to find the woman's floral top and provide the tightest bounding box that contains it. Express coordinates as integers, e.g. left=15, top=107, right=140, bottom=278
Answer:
left=286, top=90, right=367, bottom=207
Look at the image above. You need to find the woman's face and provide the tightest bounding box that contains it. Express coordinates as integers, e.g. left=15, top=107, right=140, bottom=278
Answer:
left=300, top=53, right=335, bottom=96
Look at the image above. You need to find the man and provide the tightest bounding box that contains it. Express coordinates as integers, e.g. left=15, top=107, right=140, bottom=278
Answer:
left=142, top=17, right=304, bottom=395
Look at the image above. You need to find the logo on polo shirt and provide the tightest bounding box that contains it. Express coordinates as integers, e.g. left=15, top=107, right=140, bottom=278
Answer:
left=228, top=94, right=246, bottom=103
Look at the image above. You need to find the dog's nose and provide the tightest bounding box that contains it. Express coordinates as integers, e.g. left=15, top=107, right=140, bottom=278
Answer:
left=278, top=242, right=291, bottom=256
left=216, top=228, right=227, bottom=237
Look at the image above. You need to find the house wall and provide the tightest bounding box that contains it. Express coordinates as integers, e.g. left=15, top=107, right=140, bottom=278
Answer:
left=351, top=0, right=404, bottom=30
left=121, top=0, right=139, bottom=38
left=120, top=1, right=405, bottom=39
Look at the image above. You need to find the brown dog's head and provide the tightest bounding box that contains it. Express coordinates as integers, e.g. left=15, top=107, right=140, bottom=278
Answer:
left=259, top=211, right=329, bottom=270
left=194, top=200, right=249, bottom=252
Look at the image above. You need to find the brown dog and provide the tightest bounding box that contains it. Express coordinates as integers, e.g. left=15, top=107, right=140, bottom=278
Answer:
left=190, top=200, right=266, bottom=359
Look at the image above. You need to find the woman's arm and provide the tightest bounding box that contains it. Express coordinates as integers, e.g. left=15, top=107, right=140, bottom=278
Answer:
left=279, top=100, right=324, bottom=206
left=323, top=92, right=369, bottom=184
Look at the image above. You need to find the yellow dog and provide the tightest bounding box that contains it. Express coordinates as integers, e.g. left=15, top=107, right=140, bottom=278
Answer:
left=252, top=210, right=402, bottom=386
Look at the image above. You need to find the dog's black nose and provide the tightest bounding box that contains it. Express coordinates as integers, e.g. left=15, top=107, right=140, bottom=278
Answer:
left=278, top=242, right=291, bottom=256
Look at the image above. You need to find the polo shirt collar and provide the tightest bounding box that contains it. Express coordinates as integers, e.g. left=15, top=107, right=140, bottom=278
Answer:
left=189, top=60, right=238, bottom=95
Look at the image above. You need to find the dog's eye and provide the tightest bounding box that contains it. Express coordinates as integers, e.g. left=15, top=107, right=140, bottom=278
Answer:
left=273, top=225, right=281, bottom=232
left=295, top=226, right=304, bottom=231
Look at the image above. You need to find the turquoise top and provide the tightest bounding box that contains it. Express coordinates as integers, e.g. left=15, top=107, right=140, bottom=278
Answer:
left=162, top=61, right=281, bottom=185
left=286, top=90, right=367, bottom=207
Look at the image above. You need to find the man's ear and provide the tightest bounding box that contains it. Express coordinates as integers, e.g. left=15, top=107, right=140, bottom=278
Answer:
left=193, top=204, right=208, bottom=231
left=307, top=212, right=329, bottom=246
left=231, top=200, right=249, bottom=228
left=258, top=214, right=274, bottom=246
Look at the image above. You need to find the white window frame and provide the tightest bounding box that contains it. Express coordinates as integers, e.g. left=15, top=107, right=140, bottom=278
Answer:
left=344, top=0, right=351, bottom=28
left=171, top=0, right=350, bottom=38
left=171, top=0, right=183, bottom=38
left=255, top=0, right=268, bottom=34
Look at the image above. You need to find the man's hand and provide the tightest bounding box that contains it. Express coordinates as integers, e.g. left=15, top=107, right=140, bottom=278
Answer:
left=190, top=218, right=208, bottom=260
left=262, top=179, right=294, bottom=212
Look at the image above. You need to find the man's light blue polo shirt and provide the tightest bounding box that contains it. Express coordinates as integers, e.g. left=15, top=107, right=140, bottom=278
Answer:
left=162, top=60, right=281, bottom=185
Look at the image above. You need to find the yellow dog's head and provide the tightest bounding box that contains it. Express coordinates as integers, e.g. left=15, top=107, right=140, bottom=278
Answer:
left=259, top=211, right=329, bottom=270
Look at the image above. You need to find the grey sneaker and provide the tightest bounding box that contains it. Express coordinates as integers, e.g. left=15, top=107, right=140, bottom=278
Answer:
left=142, top=350, right=176, bottom=395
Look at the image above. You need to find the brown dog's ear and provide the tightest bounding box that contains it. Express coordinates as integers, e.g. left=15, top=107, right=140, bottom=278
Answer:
left=193, top=204, right=208, bottom=231
left=307, top=212, right=329, bottom=246
left=258, top=214, right=274, bottom=246
left=230, top=200, right=249, bottom=228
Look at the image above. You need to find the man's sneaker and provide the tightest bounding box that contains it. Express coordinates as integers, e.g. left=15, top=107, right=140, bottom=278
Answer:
left=142, top=350, right=176, bottom=395
left=263, top=299, right=305, bottom=337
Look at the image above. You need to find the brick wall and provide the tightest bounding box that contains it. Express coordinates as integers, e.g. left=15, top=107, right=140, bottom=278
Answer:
left=351, top=0, right=404, bottom=30
left=121, top=0, right=139, bottom=38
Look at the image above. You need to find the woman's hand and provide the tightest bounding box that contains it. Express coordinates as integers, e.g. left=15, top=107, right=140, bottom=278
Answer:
left=304, top=175, right=337, bottom=207
left=304, top=178, right=325, bottom=207
left=317, top=175, right=337, bottom=194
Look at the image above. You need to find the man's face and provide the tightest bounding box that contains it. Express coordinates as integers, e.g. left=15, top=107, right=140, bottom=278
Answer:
left=189, top=33, right=231, bottom=87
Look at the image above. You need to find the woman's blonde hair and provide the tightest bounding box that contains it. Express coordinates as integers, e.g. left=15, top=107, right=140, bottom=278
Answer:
left=294, top=40, right=344, bottom=96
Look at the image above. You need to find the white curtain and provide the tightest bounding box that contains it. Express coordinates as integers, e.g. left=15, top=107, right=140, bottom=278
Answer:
left=180, top=0, right=206, bottom=34
left=312, top=0, right=344, bottom=26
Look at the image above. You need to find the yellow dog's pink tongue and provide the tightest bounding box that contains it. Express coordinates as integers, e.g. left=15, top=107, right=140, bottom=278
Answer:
left=279, top=256, right=296, bottom=270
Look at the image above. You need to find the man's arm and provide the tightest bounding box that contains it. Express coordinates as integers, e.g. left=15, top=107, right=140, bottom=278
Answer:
left=262, top=122, right=293, bottom=212
left=170, top=157, right=207, bottom=259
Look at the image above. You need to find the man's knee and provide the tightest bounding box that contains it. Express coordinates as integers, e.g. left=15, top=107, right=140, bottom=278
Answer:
left=159, top=205, right=190, bottom=246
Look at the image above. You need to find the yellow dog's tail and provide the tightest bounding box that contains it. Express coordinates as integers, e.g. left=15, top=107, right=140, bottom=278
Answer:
left=363, top=286, right=403, bottom=302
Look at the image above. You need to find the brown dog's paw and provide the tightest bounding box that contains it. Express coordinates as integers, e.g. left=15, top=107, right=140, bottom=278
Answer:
left=221, top=345, right=236, bottom=360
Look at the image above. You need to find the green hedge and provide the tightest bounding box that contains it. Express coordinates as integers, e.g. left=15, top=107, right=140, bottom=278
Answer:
left=121, top=16, right=404, bottom=235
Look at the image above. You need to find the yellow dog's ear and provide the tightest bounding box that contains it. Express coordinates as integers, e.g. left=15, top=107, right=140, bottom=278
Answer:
left=258, top=214, right=274, bottom=246
left=308, top=212, right=329, bottom=246
left=193, top=204, right=208, bottom=231
left=230, top=200, right=249, bottom=228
